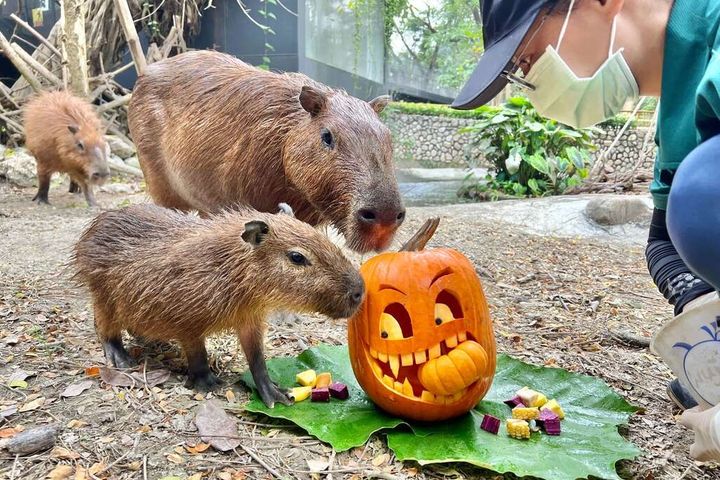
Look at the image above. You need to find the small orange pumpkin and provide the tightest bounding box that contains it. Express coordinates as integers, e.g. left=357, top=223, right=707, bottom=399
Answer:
left=348, top=219, right=496, bottom=421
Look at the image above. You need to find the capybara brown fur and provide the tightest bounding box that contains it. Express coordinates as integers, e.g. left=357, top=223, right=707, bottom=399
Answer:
left=128, top=50, right=404, bottom=253
left=72, top=203, right=365, bottom=407
left=23, top=90, right=110, bottom=206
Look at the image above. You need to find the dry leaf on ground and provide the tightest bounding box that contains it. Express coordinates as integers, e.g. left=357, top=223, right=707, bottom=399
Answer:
left=47, top=464, right=74, bottom=480
left=60, top=380, right=94, bottom=398
left=194, top=399, right=241, bottom=452
left=51, top=446, right=81, bottom=460
left=99, top=367, right=171, bottom=388
left=19, top=396, right=45, bottom=412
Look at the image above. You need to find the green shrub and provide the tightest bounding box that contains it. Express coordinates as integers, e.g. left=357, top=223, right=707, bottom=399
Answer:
left=458, top=96, right=597, bottom=199
left=384, top=101, right=491, bottom=119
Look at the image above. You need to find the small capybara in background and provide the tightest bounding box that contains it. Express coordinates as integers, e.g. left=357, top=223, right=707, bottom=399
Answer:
left=24, top=90, right=110, bottom=207
left=73, top=203, right=365, bottom=407
left=128, top=50, right=405, bottom=254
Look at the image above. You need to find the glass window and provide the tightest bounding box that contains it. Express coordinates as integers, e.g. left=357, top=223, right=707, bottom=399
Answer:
left=304, top=0, right=384, bottom=83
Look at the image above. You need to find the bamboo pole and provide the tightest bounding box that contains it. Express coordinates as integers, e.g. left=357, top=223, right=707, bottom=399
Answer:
left=11, top=43, right=62, bottom=86
left=0, top=31, right=42, bottom=93
left=9, top=14, right=62, bottom=58
left=112, top=0, right=147, bottom=76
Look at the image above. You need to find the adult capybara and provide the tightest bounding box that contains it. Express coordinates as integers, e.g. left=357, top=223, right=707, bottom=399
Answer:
left=73, top=203, right=365, bottom=407
left=128, top=50, right=405, bottom=253
left=23, top=90, right=110, bottom=207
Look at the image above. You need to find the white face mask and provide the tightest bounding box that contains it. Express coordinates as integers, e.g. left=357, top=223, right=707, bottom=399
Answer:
left=524, top=0, right=639, bottom=129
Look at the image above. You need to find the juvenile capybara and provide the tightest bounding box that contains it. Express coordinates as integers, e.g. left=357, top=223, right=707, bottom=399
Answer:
left=128, top=50, right=405, bottom=253
left=73, top=203, right=365, bottom=407
left=23, top=90, right=110, bottom=207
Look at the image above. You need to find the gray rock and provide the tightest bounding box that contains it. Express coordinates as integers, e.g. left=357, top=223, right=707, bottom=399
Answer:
left=0, top=147, right=37, bottom=187
left=125, top=156, right=141, bottom=169
left=585, top=196, right=652, bottom=226
left=105, top=134, right=136, bottom=159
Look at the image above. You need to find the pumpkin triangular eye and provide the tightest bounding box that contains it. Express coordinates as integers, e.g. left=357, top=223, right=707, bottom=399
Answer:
left=435, top=303, right=454, bottom=325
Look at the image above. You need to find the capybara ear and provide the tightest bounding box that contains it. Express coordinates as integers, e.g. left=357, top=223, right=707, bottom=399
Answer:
left=368, top=95, right=390, bottom=115
left=277, top=203, right=295, bottom=217
left=299, top=86, right=327, bottom=117
left=242, top=220, right=270, bottom=246
left=68, top=125, right=79, bottom=135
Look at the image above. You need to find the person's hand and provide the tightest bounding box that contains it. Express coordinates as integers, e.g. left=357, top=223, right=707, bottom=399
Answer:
left=679, top=403, right=720, bottom=461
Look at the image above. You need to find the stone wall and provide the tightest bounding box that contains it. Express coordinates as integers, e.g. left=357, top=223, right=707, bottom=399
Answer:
left=384, top=112, right=480, bottom=168
left=384, top=111, right=656, bottom=173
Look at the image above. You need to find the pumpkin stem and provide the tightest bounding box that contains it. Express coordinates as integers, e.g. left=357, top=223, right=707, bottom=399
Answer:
left=399, top=217, right=440, bottom=252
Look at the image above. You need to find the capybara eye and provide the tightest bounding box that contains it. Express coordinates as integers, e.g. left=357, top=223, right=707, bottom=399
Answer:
left=320, top=128, right=334, bottom=149
left=76, top=141, right=85, bottom=151
left=288, top=251, right=309, bottom=266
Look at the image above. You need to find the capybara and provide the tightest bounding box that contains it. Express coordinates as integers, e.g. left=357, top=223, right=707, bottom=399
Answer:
left=23, top=90, right=110, bottom=207
left=73, top=203, right=365, bottom=407
left=128, top=50, right=405, bottom=253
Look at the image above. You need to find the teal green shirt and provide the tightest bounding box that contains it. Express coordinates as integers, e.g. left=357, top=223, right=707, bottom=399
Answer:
left=653, top=0, right=720, bottom=210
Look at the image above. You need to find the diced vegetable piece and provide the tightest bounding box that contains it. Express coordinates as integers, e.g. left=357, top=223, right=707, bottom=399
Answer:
left=311, top=387, right=330, bottom=402
left=511, top=406, right=539, bottom=420
left=296, top=369, right=317, bottom=387
left=541, top=399, right=565, bottom=420
left=504, top=395, right=523, bottom=408
left=289, top=386, right=312, bottom=402
left=315, top=372, right=332, bottom=389
left=329, top=382, right=349, bottom=400
left=516, top=386, right=547, bottom=407
left=507, top=419, right=531, bottom=439
left=480, top=414, right=500, bottom=435
left=537, top=410, right=561, bottom=435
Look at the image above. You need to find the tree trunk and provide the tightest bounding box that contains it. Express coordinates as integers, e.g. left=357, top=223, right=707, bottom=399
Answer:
left=61, top=0, right=89, bottom=97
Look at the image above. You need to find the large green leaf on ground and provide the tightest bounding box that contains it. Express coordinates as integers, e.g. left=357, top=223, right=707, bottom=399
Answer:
left=386, top=354, right=641, bottom=480
left=242, top=345, right=640, bottom=479
left=241, top=344, right=405, bottom=451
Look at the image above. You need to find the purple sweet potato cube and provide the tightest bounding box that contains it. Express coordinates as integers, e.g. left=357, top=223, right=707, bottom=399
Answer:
left=480, top=414, right=501, bottom=435
left=504, top=396, right=523, bottom=409
left=311, top=387, right=330, bottom=402
left=328, top=382, right=349, bottom=400
left=537, top=410, right=561, bottom=435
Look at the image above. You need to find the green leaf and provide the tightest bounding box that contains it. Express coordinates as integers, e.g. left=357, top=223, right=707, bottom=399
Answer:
left=267, top=11, right=277, bottom=19
left=8, top=380, right=27, bottom=389
left=262, top=56, right=272, bottom=64
left=524, top=153, right=550, bottom=175
left=528, top=178, right=540, bottom=195
left=242, top=345, right=639, bottom=480
left=242, top=345, right=405, bottom=451
left=264, top=42, right=275, bottom=51
left=490, top=114, right=509, bottom=124
left=387, top=355, right=640, bottom=480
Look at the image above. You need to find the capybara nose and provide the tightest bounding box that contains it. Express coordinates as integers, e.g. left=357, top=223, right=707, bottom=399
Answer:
left=357, top=207, right=406, bottom=227
left=347, top=275, right=366, bottom=310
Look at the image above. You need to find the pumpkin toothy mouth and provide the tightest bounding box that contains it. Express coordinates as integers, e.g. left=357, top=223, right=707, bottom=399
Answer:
left=365, top=331, right=483, bottom=404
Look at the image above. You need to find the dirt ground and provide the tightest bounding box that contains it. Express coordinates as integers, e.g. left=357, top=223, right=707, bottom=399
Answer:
left=0, top=180, right=719, bottom=480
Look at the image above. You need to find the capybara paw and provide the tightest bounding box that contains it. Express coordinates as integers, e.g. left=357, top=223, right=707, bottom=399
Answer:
left=258, top=382, right=293, bottom=408
left=186, top=371, right=224, bottom=392
left=105, top=348, right=135, bottom=369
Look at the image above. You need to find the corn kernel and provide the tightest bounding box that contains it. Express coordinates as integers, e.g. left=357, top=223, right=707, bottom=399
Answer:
left=512, top=406, right=539, bottom=420
left=507, top=419, right=531, bottom=440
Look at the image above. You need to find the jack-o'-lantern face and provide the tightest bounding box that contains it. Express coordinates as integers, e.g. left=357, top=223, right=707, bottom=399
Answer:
left=348, top=219, right=496, bottom=422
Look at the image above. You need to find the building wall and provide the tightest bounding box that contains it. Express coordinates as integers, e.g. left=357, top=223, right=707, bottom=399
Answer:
left=384, top=111, right=657, bottom=172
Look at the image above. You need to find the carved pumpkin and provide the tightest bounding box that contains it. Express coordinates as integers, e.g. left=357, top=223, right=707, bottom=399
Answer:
left=348, top=219, right=496, bottom=421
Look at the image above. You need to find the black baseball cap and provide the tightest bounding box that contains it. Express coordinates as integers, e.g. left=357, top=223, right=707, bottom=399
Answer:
left=452, top=0, right=556, bottom=109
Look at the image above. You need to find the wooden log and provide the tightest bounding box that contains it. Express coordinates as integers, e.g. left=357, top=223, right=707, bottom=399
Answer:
left=0, top=425, right=58, bottom=455
left=0, top=31, right=42, bottom=93
left=108, top=159, right=143, bottom=178
left=113, top=0, right=147, bottom=76
left=0, top=82, right=19, bottom=109
left=11, top=43, right=62, bottom=86
left=97, top=94, right=132, bottom=113
left=9, top=14, right=62, bottom=58
left=107, top=124, right=136, bottom=153
left=61, top=0, right=90, bottom=96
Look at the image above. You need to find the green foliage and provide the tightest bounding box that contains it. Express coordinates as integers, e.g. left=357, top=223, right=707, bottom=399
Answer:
left=384, top=101, right=490, bottom=119
left=459, top=97, right=597, bottom=198
left=383, top=0, right=483, bottom=91
left=243, top=344, right=640, bottom=480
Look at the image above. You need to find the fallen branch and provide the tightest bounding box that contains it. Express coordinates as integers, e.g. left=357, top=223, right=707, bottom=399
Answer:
left=606, top=329, right=651, bottom=349
left=0, top=31, right=43, bottom=93
left=11, top=43, right=62, bottom=86
left=97, top=94, right=132, bottom=113
left=109, top=160, right=143, bottom=178
left=9, top=14, right=62, bottom=58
